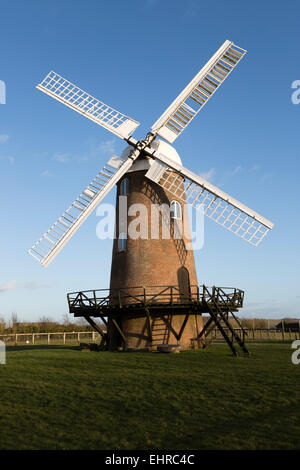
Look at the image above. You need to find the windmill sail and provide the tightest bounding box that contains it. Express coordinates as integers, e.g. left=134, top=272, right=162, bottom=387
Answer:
left=145, top=156, right=274, bottom=247
left=28, top=155, right=132, bottom=267
left=37, top=71, right=140, bottom=139
left=151, top=40, right=246, bottom=143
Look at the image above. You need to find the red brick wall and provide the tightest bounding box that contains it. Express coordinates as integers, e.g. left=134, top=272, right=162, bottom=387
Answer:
left=108, top=170, right=203, bottom=350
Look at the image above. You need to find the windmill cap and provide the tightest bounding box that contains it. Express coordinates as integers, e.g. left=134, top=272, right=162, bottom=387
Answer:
left=122, top=139, right=182, bottom=174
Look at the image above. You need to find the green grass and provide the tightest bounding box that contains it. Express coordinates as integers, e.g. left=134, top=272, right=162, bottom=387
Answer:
left=0, top=343, right=299, bottom=450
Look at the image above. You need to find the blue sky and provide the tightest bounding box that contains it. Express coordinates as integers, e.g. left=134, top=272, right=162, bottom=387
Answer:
left=0, top=0, right=299, bottom=322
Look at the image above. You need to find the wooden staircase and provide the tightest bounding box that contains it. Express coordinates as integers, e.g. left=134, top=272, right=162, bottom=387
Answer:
left=196, top=287, right=249, bottom=356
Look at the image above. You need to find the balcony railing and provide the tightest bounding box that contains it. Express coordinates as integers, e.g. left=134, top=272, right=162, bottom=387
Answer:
left=67, top=285, right=244, bottom=311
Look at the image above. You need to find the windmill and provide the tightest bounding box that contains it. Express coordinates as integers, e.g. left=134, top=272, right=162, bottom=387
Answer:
left=28, top=40, right=274, bottom=354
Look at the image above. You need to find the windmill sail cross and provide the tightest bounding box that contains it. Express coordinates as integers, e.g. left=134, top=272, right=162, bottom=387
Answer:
left=29, top=39, right=274, bottom=268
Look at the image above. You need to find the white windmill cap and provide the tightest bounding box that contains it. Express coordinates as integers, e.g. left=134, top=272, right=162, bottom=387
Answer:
left=122, top=139, right=182, bottom=174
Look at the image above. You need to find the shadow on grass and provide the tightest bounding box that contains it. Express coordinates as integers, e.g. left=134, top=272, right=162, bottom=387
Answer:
left=6, top=344, right=80, bottom=352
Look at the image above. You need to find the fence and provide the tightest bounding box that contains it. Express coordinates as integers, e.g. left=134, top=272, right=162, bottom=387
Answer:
left=0, top=331, right=101, bottom=346
left=207, top=328, right=300, bottom=342
left=1, top=328, right=299, bottom=347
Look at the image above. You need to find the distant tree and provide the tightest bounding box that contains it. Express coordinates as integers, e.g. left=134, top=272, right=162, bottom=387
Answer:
left=62, top=313, right=71, bottom=327
left=38, top=316, right=54, bottom=332
left=0, top=316, right=6, bottom=333
left=10, top=312, right=18, bottom=333
left=75, top=317, right=89, bottom=328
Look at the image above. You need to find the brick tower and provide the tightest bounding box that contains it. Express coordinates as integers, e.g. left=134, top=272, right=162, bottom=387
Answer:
left=108, top=140, right=203, bottom=350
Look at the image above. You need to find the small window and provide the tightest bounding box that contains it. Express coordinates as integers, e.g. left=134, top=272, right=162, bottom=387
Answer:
left=118, top=232, right=127, bottom=252
left=120, top=178, right=129, bottom=196
left=170, top=200, right=182, bottom=220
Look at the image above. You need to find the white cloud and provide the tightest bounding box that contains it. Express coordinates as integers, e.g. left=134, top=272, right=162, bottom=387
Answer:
left=53, top=152, right=71, bottom=163
left=251, top=164, right=260, bottom=171
left=46, top=138, right=116, bottom=167
left=23, top=281, right=56, bottom=290
left=0, top=134, right=9, bottom=143
left=199, top=168, right=215, bottom=182
left=226, top=165, right=241, bottom=176
left=41, top=170, right=55, bottom=177
left=0, top=155, right=14, bottom=164
left=76, top=155, right=88, bottom=162
left=259, top=173, right=272, bottom=184
left=0, top=280, right=16, bottom=292
left=98, top=139, right=116, bottom=155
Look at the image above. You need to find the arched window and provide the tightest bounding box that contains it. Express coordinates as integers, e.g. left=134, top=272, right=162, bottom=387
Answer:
left=170, top=200, right=182, bottom=220
left=120, top=178, right=129, bottom=196
left=118, top=232, right=127, bottom=252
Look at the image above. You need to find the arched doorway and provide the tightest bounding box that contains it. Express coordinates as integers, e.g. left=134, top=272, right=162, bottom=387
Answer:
left=177, top=266, right=190, bottom=302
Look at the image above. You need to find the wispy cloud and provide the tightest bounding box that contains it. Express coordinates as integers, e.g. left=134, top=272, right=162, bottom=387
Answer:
left=251, top=164, right=260, bottom=171
left=48, top=138, right=116, bottom=165
left=259, top=173, right=272, bottom=184
left=53, top=152, right=71, bottom=163
left=226, top=165, right=241, bottom=177
left=0, top=280, right=16, bottom=292
left=199, top=168, right=215, bottom=182
left=0, top=134, right=9, bottom=143
left=23, top=281, right=56, bottom=290
left=76, top=155, right=88, bottom=162
left=41, top=170, right=55, bottom=177
left=0, top=155, right=14, bottom=164
left=97, top=139, right=116, bottom=155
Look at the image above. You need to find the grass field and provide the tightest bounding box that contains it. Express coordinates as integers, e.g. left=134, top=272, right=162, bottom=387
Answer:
left=0, top=342, right=299, bottom=450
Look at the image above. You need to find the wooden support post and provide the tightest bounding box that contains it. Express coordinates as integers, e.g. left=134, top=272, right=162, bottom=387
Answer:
left=160, top=315, right=179, bottom=341
left=48, top=333, right=50, bottom=344
left=32, top=333, right=35, bottom=345
left=112, top=319, right=127, bottom=349
left=177, top=313, right=190, bottom=341
left=63, top=333, right=66, bottom=344
left=83, top=315, right=107, bottom=339
left=144, top=306, right=153, bottom=345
